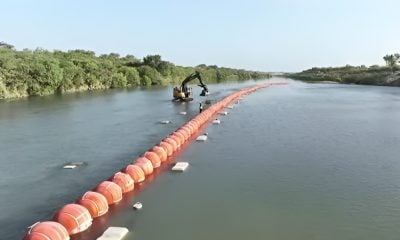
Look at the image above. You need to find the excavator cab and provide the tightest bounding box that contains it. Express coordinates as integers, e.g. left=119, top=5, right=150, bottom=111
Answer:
left=173, top=71, right=209, bottom=101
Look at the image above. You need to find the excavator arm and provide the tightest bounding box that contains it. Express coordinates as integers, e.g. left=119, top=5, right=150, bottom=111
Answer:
left=173, top=71, right=209, bottom=101
left=180, top=71, right=208, bottom=95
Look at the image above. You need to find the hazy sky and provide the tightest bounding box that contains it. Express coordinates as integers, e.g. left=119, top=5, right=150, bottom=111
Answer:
left=1, top=0, right=399, bottom=72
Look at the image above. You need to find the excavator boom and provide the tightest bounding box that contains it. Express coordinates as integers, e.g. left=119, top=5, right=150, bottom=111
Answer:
left=173, top=71, right=209, bottom=101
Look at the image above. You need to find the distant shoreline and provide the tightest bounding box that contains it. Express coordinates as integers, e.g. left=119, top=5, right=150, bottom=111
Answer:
left=285, top=65, right=400, bottom=87
left=307, top=80, right=339, bottom=84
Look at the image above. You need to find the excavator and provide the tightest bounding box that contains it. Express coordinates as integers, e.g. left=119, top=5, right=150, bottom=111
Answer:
left=173, top=71, right=209, bottom=101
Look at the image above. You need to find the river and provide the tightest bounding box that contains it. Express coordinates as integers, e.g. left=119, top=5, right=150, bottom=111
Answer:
left=1, top=79, right=400, bottom=240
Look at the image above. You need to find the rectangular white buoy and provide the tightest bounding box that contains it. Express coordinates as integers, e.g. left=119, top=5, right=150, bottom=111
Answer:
left=227, top=105, right=234, bottom=109
left=159, top=120, right=171, bottom=124
left=172, top=162, right=189, bottom=172
left=179, top=111, right=187, bottom=115
left=63, top=165, right=77, bottom=169
left=212, top=119, right=221, bottom=124
left=219, top=111, right=228, bottom=116
left=97, top=227, right=129, bottom=240
left=196, top=135, right=208, bottom=142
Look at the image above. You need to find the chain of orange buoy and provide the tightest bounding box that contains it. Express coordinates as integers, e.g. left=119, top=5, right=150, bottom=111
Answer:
left=23, top=82, right=287, bottom=240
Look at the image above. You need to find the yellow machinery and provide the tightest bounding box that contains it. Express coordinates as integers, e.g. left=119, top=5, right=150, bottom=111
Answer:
left=173, top=71, right=209, bottom=101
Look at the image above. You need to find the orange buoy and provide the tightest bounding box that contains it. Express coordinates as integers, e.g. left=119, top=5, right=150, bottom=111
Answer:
left=169, top=135, right=182, bottom=147
left=78, top=191, right=108, bottom=218
left=143, top=151, right=161, bottom=168
left=159, top=141, right=173, bottom=156
left=177, top=129, right=189, bottom=141
left=181, top=126, right=192, bottom=136
left=124, top=164, right=145, bottom=183
left=186, top=123, right=197, bottom=133
left=192, top=119, right=201, bottom=127
left=112, top=172, right=134, bottom=193
left=152, top=146, right=167, bottom=162
left=173, top=132, right=186, bottom=144
left=95, top=181, right=122, bottom=205
left=23, top=221, right=69, bottom=240
left=164, top=137, right=178, bottom=152
left=135, top=157, right=153, bottom=175
left=53, top=204, right=92, bottom=235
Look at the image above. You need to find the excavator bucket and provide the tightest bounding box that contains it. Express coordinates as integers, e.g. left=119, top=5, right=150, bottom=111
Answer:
left=200, top=89, right=209, bottom=96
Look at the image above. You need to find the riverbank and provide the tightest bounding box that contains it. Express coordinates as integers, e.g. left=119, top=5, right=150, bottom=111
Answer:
left=0, top=44, right=270, bottom=100
left=286, top=65, right=400, bottom=86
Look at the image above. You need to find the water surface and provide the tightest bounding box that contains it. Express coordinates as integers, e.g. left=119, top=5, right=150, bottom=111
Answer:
left=1, top=79, right=400, bottom=240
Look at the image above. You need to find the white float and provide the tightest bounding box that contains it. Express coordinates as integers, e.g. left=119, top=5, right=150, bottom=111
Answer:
left=219, top=111, right=228, bottom=116
left=172, top=162, right=189, bottom=172
left=227, top=105, right=234, bottom=109
left=159, top=120, right=171, bottom=124
left=133, top=202, right=142, bottom=210
left=196, top=134, right=208, bottom=142
left=63, top=162, right=85, bottom=169
left=212, top=119, right=221, bottom=124
left=179, top=111, right=187, bottom=115
left=63, top=165, right=77, bottom=169
left=97, top=227, right=129, bottom=240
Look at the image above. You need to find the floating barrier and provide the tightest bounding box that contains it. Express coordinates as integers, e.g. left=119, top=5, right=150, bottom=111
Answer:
left=124, top=164, right=145, bottom=183
left=112, top=172, right=135, bottom=193
left=169, top=135, right=182, bottom=148
left=164, top=137, right=179, bottom=152
left=172, top=132, right=186, bottom=144
left=159, top=141, right=173, bottom=156
left=23, top=82, right=288, bottom=239
left=151, top=146, right=168, bottom=162
left=180, top=126, right=192, bottom=137
left=95, top=181, right=123, bottom=205
left=53, top=204, right=92, bottom=235
left=135, top=157, right=154, bottom=175
left=23, top=221, right=70, bottom=240
left=78, top=191, right=109, bottom=218
left=143, top=151, right=161, bottom=168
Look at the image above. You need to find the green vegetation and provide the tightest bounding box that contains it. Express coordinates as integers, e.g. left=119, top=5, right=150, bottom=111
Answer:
left=383, top=53, right=400, bottom=73
left=0, top=42, right=270, bottom=99
left=287, top=53, right=400, bottom=86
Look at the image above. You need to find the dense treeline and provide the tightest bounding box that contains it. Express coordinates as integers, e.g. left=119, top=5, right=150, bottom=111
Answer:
left=0, top=42, right=270, bottom=99
left=287, top=53, right=400, bottom=86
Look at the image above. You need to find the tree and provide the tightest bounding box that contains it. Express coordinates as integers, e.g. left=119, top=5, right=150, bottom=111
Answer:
left=143, top=55, right=162, bottom=69
left=119, top=66, right=140, bottom=87
left=0, top=41, right=14, bottom=50
left=0, top=42, right=269, bottom=99
left=383, top=54, right=400, bottom=72
left=110, top=72, right=127, bottom=88
left=138, top=65, right=161, bottom=86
